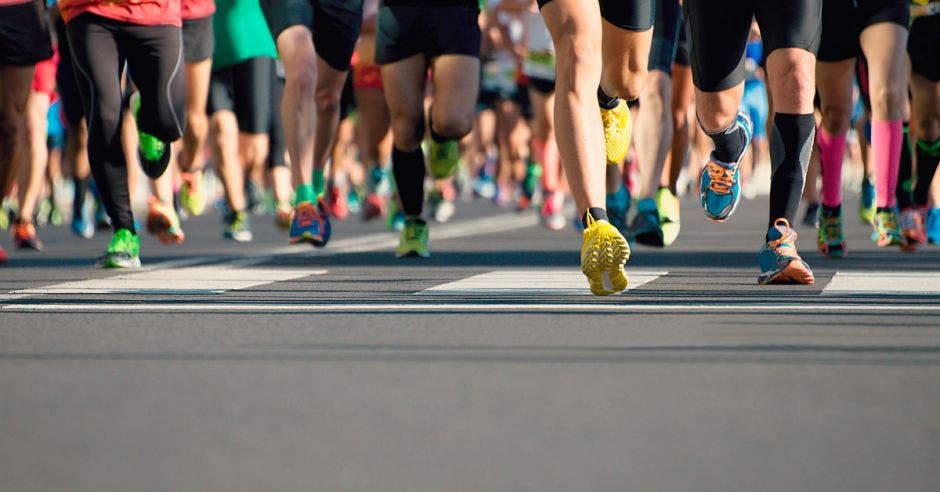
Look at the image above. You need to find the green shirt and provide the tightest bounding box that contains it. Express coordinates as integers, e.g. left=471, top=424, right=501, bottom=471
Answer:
left=212, top=0, right=277, bottom=69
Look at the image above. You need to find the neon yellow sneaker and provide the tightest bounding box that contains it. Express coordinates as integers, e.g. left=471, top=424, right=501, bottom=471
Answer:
left=655, top=187, right=681, bottom=246
left=581, top=213, right=630, bottom=295
left=395, top=217, right=430, bottom=258
left=600, top=98, right=631, bottom=165
left=180, top=172, right=206, bottom=217
left=428, top=139, right=460, bottom=179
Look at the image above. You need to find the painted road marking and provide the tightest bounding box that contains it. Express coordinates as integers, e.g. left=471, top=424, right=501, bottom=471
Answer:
left=3, top=302, right=940, bottom=313
left=823, top=271, right=940, bottom=296
left=420, top=270, right=667, bottom=296
left=13, top=266, right=327, bottom=295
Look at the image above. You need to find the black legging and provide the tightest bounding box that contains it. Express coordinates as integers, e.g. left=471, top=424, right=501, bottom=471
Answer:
left=66, top=13, right=185, bottom=232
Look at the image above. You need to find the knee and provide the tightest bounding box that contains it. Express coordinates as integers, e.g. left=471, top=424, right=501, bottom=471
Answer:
left=604, top=65, right=647, bottom=102
left=819, top=103, right=852, bottom=134
left=768, top=51, right=815, bottom=109
left=696, top=96, right=739, bottom=132
left=391, top=115, right=423, bottom=150
left=870, top=84, right=906, bottom=120
left=314, top=84, right=341, bottom=115
left=555, top=38, right=602, bottom=94
left=914, top=115, right=940, bottom=142
left=430, top=111, right=473, bottom=140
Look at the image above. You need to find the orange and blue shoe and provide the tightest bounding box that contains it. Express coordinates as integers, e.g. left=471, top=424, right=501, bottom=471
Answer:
left=873, top=208, right=903, bottom=248
left=12, top=219, right=43, bottom=251
left=701, top=112, right=751, bottom=222
left=289, top=200, right=331, bottom=247
left=816, top=204, right=846, bottom=259
left=145, top=197, right=185, bottom=245
left=899, top=207, right=927, bottom=253
left=758, top=218, right=814, bottom=285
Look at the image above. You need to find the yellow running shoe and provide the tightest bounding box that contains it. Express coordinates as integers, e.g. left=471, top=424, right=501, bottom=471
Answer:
left=581, top=213, right=630, bottom=295
left=655, top=187, right=681, bottom=246
left=180, top=172, right=206, bottom=217
left=600, top=98, right=631, bottom=165
left=396, top=217, right=430, bottom=258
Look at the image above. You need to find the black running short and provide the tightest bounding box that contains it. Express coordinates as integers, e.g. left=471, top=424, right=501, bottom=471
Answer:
left=537, top=0, right=654, bottom=31
left=260, top=0, right=363, bottom=71
left=0, top=0, right=53, bottom=66
left=908, top=14, right=940, bottom=82
left=529, top=76, right=555, bottom=95
left=684, top=0, right=822, bottom=92
left=375, top=4, right=481, bottom=64
left=182, top=14, right=213, bottom=63
left=817, top=0, right=909, bottom=63
left=648, top=0, right=680, bottom=73
left=339, top=69, right=356, bottom=120
left=208, top=56, right=275, bottom=134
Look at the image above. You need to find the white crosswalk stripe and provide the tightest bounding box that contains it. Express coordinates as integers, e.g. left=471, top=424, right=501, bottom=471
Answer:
left=822, top=271, right=940, bottom=296
left=419, top=270, right=667, bottom=296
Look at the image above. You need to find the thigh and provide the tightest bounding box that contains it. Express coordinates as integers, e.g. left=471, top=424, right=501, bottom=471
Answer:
left=684, top=0, right=752, bottom=91
left=431, top=54, right=480, bottom=125
left=65, top=17, right=124, bottom=126
left=312, top=0, right=364, bottom=71
left=232, top=57, right=274, bottom=135
left=207, top=66, right=235, bottom=116
left=380, top=53, right=427, bottom=147
left=0, top=65, right=35, bottom=116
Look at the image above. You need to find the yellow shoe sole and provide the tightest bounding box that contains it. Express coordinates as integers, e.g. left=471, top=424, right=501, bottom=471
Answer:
left=581, top=221, right=630, bottom=295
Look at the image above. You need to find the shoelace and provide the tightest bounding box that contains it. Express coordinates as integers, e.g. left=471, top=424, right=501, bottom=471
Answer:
left=600, top=104, right=621, bottom=132
left=294, top=204, right=317, bottom=228
left=767, top=225, right=799, bottom=258
left=705, top=161, right=735, bottom=195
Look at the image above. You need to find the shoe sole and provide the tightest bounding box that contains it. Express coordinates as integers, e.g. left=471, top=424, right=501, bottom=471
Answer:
left=97, top=257, right=142, bottom=269
left=396, top=250, right=430, bottom=258
left=758, top=259, right=814, bottom=285
left=147, top=213, right=184, bottom=245
left=289, top=231, right=327, bottom=247
left=582, top=229, right=630, bottom=296
left=817, top=242, right=847, bottom=259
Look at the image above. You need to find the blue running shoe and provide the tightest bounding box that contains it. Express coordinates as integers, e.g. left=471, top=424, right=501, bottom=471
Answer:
left=758, top=218, right=814, bottom=285
left=927, top=207, right=940, bottom=245
left=700, top=112, right=751, bottom=222
left=606, top=185, right=630, bottom=234
left=631, top=198, right=664, bottom=247
left=859, top=176, right=876, bottom=225
left=289, top=200, right=331, bottom=247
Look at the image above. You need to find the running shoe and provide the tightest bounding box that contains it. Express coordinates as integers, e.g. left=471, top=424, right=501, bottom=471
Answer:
left=326, top=185, right=349, bottom=220
left=0, top=245, right=7, bottom=264
left=581, top=212, right=630, bottom=295
left=873, top=208, right=903, bottom=247
left=816, top=204, right=846, bottom=259
left=180, top=172, right=206, bottom=217
left=516, top=195, right=532, bottom=212
left=473, top=174, right=497, bottom=200
left=12, top=219, right=42, bottom=251
left=347, top=189, right=362, bottom=215
left=131, top=94, right=171, bottom=179
left=859, top=176, right=876, bottom=225
left=601, top=98, right=631, bottom=165
left=289, top=201, right=330, bottom=247
left=631, top=198, right=664, bottom=247
left=71, top=216, right=94, bottom=239
left=428, top=139, right=460, bottom=179
left=655, top=187, right=681, bottom=246
left=899, top=207, right=927, bottom=253
left=386, top=200, right=406, bottom=232
left=363, top=192, right=386, bottom=221
left=145, top=197, right=185, bottom=244
left=96, top=228, right=141, bottom=269
left=396, top=217, right=430, bottom=258
left=606, top=185, right=630, bottom=235
left=758, top=218, right=814, bottom=285
left=927, top=207, right=940, bottom=245
left=700, top=112, right=751, bottom=222
left=540, top=191, right=566, bottom=231
left=428, top=189, right=456, bottom=223
left=802, top=202, right=820, bottom=228
left=223, top=210, right=253, bottom=242
left=275, top=204, right=293, bottom=231
left=494, top=184, right=513, bottom=208
left=522, top=160, right=541, bottom=204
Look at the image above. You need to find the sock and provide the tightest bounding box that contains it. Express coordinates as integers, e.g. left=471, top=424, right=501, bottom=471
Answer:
left=73, top=177, right=90, bottom=219
left=391, top=146, right=426, bottom=216
left=597, top=87, right=619, bottom=110
left=312, top=169, right=325, bottom=200
left=706, top=118, right=748, bottom=164
left=581, top=207, right=608, bottom=228
left=871, top=118, right=902, bottom=208
left=816, top=127, right=847, bottom=207
left=914, top=138, right=940, bottom=206
left=768, top=113, right=815, bottom=230
left=896, top=122, right=914, bottom=209
left=295, top=183, right=314, bottom=204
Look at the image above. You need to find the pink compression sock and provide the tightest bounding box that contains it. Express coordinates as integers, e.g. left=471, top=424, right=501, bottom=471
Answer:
left=538, top=136, right=561, bottom=192
left=871, top=118, right=902, bottom=208
left=816, top=127, right=847, bottom=207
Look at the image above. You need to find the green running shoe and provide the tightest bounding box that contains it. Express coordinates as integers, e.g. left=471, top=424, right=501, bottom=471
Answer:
left=655, top=187, right=681, bottom=246
left=873, top=208, right=903, bottom=247
left=224, top=210, right=253, bottom=242
left=428, top=139, right=460, bottom=179
left=131, top=93, right=171, bottom=178
left=97, top=228, right=141, bottom=269
left=816, top=204, right=846, bottom=258
left=859, top=176, right=876, bottom=225
left=396, top=217, right=430, bottom=258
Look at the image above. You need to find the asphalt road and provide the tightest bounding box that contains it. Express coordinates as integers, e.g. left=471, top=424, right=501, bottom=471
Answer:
left=1, top=192, right=939, bottom=491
